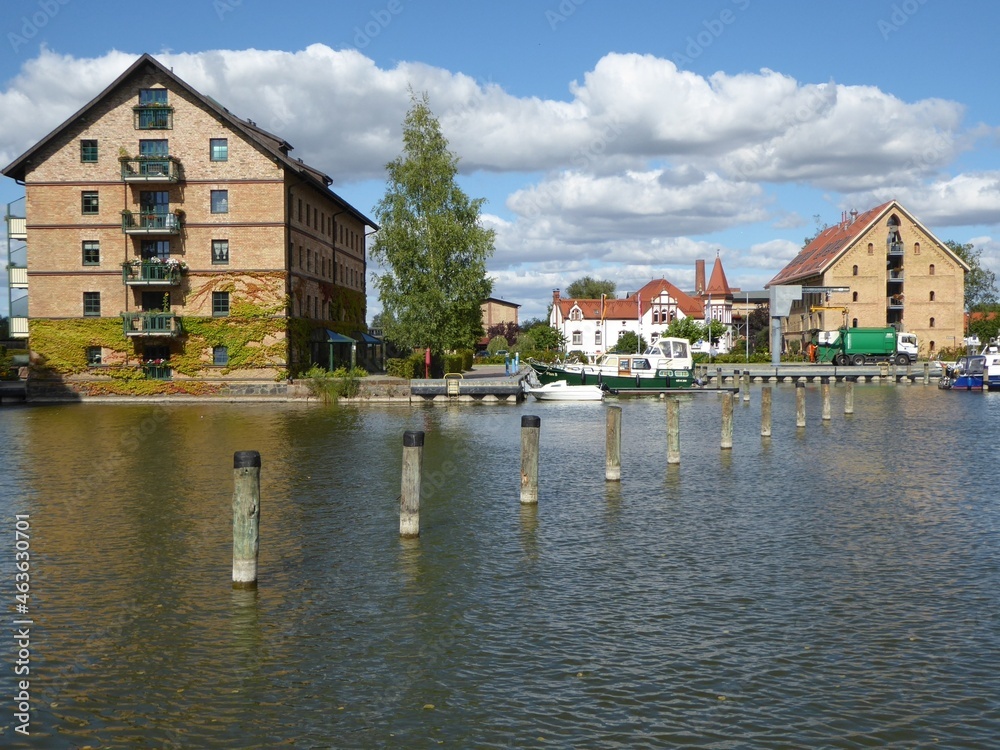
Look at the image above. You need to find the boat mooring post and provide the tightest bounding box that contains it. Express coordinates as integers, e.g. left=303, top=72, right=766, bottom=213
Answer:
left=844, top=379, right=855, bottom=415
left=400, top=430, right=424, bottom=538
left=923, top=362, right=930, bottom=385
left=796, top=381, right=806, bottom=428
left=232, top=450, right=261, bottom=589
left=605, top=406, right=622, bottom=481
left=721, top=392, right=734, bottom=450
left=667, top=397, right=681, bottom=464
left=743, top=370, right=751, bottom=402
left=761, top=386, right=772, bottom=437
left=821, top=377, right=831, bottom=421
left=520, top=415, right=541, bottom=504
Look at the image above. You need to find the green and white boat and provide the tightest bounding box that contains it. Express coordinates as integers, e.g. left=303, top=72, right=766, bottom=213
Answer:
left=529, top=337, right=699, bottom=391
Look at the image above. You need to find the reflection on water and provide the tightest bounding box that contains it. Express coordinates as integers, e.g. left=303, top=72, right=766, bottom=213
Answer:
left=1, top=386, right=999, bottom=748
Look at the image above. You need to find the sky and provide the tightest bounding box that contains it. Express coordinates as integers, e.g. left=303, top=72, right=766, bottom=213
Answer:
left=3, top=0, right=1000, bottom=322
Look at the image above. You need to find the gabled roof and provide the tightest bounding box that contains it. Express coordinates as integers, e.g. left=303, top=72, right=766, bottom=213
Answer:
left=556, top=278, right=706, bottom=323
left=635, top=278, right=704, bottom=319
left=2, top=53, right=376, bottom=229
left=767, top=200, right=967, bottom=286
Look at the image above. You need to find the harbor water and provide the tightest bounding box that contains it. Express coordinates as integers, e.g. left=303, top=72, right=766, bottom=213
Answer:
left=1, top=383, right=998, bottom=748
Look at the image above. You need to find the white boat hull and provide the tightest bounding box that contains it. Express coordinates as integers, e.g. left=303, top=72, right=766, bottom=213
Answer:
left=528, top=380, right=605, bottom=401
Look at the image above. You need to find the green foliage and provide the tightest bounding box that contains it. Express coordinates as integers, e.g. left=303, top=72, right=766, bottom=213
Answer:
left=612, top=331, right=647, bottom=353
left=662, top=316, right=706, bottom=344
left=512, top=331, right=535, bottom=353
left=566, top=276, right=616, bottom=300
left=301, top=364, right=367, bottom=402
left=370, top=92, right=495, bottom=354
left=443, top=353, right=465, bottom=373
left=704, top=318, right=728, bottom=344
left=966, top=314, right=1000, bottom=346
left=458, top=349, right=474, bottom=371
left=522, top=323, right=564, bottom=351
left=487, top=336, right=509, bottom=355
left=386, top=357, right=416, bottom=379
left=30, top=318, right=129, bottom=374
left=946, top=240, right=998, bottom=310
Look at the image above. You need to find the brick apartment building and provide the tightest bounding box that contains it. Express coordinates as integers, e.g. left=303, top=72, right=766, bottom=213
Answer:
left=2, top=53, right=375, bottom=395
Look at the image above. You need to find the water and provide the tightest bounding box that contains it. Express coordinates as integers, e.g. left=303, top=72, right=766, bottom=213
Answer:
left=1, top=385, right=998, bottom=748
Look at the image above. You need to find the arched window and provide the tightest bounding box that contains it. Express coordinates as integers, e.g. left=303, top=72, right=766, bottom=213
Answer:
left=929, top=264, right=935, bottom=276
left=570, top=308, right=582, bottom=321
left=852, top=265, right=859, bottom=276
left=852, top=292, right=858, bottom=302
left=867, top=242, right=874, bottom=255
left=929, top=291, right=935, bottom=301
left=929, top=317, right=935, bottom=328
left=852, top=318, right=859, bottom=328
left=652, top=310, right=660, bottom=324
left=929, top=340, right=935, bottom=353
left=914, top=242, right=921, bottom=255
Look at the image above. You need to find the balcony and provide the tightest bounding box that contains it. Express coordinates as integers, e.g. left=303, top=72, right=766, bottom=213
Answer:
left=888, top=295, right=905, bottom=311
left=5, top=215, right=25, bottom=240
left=142, top=362, right=172, bottom=380
left=9, top=266, right=27, bottom=288
left=133, top=105, right=173, bottom=130
left=121, top=211, right=183, bottom=235
left=122, top=261, right=185, bottom=286
left=122, top=312, right=181, bottom=337
left=887, top=242, right=904, bottom=256
left=888, top=269, right=904, bottom=283
left=120, top=156, right=182, bottom=183
left=9, top=317, right=28, bottom=338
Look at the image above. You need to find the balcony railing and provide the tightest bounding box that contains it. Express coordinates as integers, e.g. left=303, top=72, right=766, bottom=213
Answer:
left=133, top=106, right=173, bottom=130
left=888, top=297, right=905, bottom=310
left=5, top=216, right=26, bottom=240
left=121, top=212, right=183, bottom=235
left=9, top=266, right=27, bottom=288
left=142, top=363, right=173, bottom=380
left=887, top=242, right=904, bottom=256
left=122, top=261, right=184, bottom=286
left=888, top=269, right=904, bottom=282
left=122, top=312, right=181, bottom=337
left=120, top=156, right=182, bottom=182
left=9, top=317, right=28, bottom=338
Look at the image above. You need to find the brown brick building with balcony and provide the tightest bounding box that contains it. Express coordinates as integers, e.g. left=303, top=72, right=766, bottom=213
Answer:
left=2, top=53, right=375, bottom=394
left=767, top=201, right=967, bottom=358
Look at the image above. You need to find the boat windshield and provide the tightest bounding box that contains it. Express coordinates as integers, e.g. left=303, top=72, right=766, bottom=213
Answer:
left=645, top=338, right=689, bottom=359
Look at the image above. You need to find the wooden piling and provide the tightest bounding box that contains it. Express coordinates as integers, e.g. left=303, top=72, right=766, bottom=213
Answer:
left=796, top=381, right=806, bottom=427
left=520, top=415, right=541, bottom=504
left=721, top=392, right=733, bottom=450
left=400, top=430, right=424, bottom=537
left=667, top=397, right=681, bottom=465
left=844, top=379, right=855, bottom=415
left=821, top=378, right=831, bottom=421
left=923, top=362, right=930, bottom=385
left=761, top=386, right=772, bottom=437
left=605, top=406, right=622, bottom=481
left=232, top=450, right=261, bottom=589
left=743, top=370, right=751, bottom=402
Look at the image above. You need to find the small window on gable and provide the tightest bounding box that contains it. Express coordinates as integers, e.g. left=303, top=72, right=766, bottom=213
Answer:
left=914, top=242, right=921, bottom=255
left=929, top=291, right=935, bottom=301
left=867, top=242, right=874, bottom=255
left=210, top=138, right=228, bottom=161
left=852, top=265, right=859, bottom=276
left=929, top=264, right=935, bottom=276
left=81, top=140, right=98, bottom=163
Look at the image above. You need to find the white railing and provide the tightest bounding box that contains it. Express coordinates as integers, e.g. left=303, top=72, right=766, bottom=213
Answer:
left=9, top=267, right=27, bottom=287
left=10, top=317, right=28, bottom=337
left=6, top=216, right=26, bottom=240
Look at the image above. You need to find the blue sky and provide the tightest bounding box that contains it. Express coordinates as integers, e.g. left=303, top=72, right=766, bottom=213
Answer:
left=4, top=0, right=1000, bottom=321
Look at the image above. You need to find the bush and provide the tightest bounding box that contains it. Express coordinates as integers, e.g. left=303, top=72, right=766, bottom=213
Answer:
left=301, top=364, right=367, bottom=402
left=443, top=353, right=464, bottom=374
left=386, top=357, right=416, bottom=379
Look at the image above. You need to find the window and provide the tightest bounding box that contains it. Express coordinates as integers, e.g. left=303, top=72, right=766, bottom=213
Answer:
left=86, top=346, right=102, bottom=365
left=81, top=139, right=98, bottom=163
left=595, top=331, right=602, bottom=346
left=210, top=138, right=228, bottom=161
left=83, top=292, right=101, bottom=317
left=82, top=241, right=100, bottom=266
left=852, top=265, right=858, bottom=276
left=212, top=239, right=229, bottom=265
left=570, top=308, right=582, bottom=321
left=213, top=346, right=229, bottom=366
left=142, top=291, right=170, bottom=311
left=211, top=190, right=228, bottom=214
left=212, top=291, right=230, bottom=317
left=867, top=242, right=874, bottom=255
left=914, top=242, right=921, bottom=255
left=929, top=291, right=935, bottom=301
left=929, top=317, right=936, bottom=328
left=572, top=331, right=582, bottom=346
left=306, top=295, right=312, bottom=318
left=852, top=292, right=858, bottom=302
left=141, top=240, right=170, bottom=261
left=852, top=318, right=858, bottom=328
left=139, top=190, right=170, bottom=221
left=139, top=139, right=168, bottom=157
left=307, top=248, right=312, bottom=272
left=929, top=264, right=935, bottom=276
left=82, top=191, right=99, bottom=215
left=136, top=89, right=171, bottom=129
left=139, top=89, right=168, bottom=106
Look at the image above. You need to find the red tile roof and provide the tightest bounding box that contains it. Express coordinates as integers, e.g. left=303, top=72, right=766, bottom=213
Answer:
left=706, top=256, right=732, bottom=296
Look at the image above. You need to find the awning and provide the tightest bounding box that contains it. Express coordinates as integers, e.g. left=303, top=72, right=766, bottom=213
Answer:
left=325, top=329, right=356, bottom=344
left=353, top=331, right=382, bottom=344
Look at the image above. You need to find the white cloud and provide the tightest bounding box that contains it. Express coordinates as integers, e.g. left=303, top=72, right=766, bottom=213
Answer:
left=845, top=172, right=1000, bottom=228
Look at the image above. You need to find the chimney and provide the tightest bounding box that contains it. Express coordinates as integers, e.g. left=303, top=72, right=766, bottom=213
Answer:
left=695, top=260, right=706, bottom=296
left=552, top=289, right=560, bottom=304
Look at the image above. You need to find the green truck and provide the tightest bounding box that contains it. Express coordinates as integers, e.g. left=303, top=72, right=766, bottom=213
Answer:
left=814, top=327, right=917, bottom=366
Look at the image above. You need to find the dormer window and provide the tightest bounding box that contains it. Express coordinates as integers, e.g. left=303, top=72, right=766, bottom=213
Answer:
left=569, top=308, right=582, bottom=321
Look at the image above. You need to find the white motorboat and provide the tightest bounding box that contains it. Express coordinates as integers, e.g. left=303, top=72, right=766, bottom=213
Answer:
left=527, top=379, right=605, bottom=401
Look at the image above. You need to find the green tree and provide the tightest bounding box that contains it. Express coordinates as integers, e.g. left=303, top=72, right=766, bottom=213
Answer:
left=524, top=322, right=564, bottom=351
left=612, top=331, right=647, bottom=353
left=487, top=336, right=509, bottom=355
left=662, top=316, right=705, bottom=344
left=370, top=93, right=495, bottom=354
left=946, top=240, right=998, bottom=310
left=0, top=316, right=8, bottom=340
left=566, top=276, right=616, bottom=299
